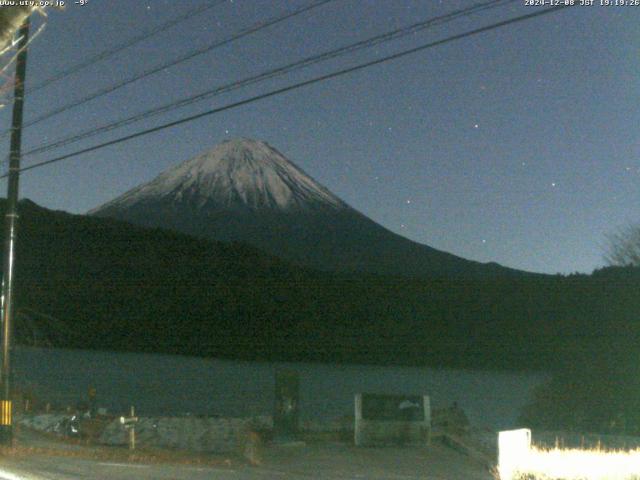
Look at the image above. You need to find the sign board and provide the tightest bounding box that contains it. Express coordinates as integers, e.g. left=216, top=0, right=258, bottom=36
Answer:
left=361, top=394, right=426, bottom=421
left=119, top=415, right=138, bottom=430
left=355, top=393, right=430, bottom=447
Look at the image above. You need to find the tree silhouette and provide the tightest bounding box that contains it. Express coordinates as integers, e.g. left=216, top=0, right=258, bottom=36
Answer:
left=605, top=225, right=640, bottom=267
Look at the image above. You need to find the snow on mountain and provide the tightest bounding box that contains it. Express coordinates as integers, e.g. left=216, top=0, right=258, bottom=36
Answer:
left=91, top=137, right=525, bottom=278
left=92, top=138, right=347, bottom=213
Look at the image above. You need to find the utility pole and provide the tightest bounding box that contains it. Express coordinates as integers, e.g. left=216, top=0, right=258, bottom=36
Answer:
left=0, top=17, right=30, bottom=446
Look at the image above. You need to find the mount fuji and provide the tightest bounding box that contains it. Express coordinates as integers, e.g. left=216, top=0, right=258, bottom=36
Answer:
left=90, top=138, right=522, bottom=277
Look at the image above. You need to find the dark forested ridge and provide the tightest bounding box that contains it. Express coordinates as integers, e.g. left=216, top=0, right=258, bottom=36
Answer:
left=4, top=199, right=639, bottom=374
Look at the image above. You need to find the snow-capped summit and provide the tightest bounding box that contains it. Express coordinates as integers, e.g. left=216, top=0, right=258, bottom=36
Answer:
left=91, top=138, right=522, bottom=278
left=93, top=138, right=346, bottom=213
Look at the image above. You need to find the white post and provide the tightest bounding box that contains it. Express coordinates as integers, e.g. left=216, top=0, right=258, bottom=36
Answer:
left=498, top=428, right=531, bottom=480
left=423, top=395, right=431, bottom=445
left=354, top=394, right=362, bottom=446
left=129, top=406, right=136, bottom=450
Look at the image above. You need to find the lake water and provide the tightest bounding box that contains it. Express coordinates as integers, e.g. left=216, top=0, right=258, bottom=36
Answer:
left=12, top=346, right=548, bottom=431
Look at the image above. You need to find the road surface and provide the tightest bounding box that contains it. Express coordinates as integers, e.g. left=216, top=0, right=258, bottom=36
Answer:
left=0, top=441, right=493, bottom=480
left=0, top=426, right=494, bottom=480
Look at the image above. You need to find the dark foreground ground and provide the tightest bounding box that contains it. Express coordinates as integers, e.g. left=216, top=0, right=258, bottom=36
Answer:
left=0, top=428, right=494, bottom=480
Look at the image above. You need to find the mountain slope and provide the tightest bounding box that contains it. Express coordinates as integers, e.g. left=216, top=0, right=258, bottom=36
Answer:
left=90, top=138, right=525, bottom=278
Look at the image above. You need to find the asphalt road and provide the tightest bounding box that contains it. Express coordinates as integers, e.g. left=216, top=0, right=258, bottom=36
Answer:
left=0, top=442, right=493, bottom=480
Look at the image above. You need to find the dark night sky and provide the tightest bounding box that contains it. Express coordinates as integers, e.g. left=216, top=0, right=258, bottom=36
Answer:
left=0, top=0, right=637, bottom=274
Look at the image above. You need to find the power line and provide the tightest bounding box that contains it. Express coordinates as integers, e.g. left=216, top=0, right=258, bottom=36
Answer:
left=22, top=0, right=515, bottom=159
left=2, top=5, right=572, bottom=179
left=1, top=0, right=336, bottom=138
left=26, top=1, right=227, bottom=94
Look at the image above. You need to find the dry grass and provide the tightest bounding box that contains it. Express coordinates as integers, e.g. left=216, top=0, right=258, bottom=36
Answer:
left=0, top=427, right=238, bottom=468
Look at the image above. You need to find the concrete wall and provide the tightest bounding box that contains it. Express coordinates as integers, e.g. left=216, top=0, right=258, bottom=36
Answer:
left=18, top=413, right=272, bottom=453
left=18, top=413, right=73, bottom=434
